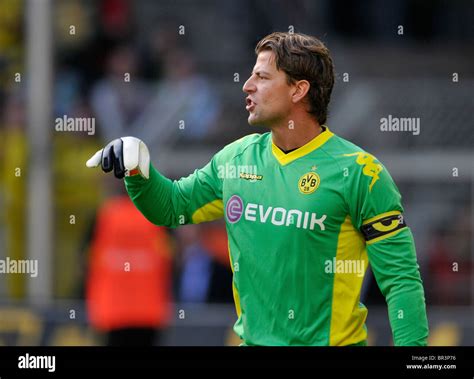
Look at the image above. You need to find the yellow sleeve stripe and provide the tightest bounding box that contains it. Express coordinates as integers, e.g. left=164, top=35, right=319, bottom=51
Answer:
left=191, top=199, right=224, bottom=224
left=228, top=241, right=242, bottom=317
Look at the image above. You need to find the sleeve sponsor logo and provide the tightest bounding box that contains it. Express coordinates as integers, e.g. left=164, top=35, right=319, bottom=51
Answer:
left=344, top=152, right=383, bottom=192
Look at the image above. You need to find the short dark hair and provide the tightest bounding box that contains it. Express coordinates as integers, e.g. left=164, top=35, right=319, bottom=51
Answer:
left=255, top=32, right=335, bottom=125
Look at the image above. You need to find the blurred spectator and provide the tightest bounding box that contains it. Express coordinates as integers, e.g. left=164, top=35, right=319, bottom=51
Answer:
left=0, top=0, right=23, bottom=88
left=54, top=66, right=82, bottom=117
left=145, top=22, right=182, bottom=79
left=176, top=221, right=233, bottom=304
left=426, top=207, right=472, bottom=306
left=90, top=44, right=151, bottom=142
left=85, top=190, right=173, bottom=346
left=54, top=0, right=95, bottom=51
left=201, top=221, right=234, bottom=303
left=134, top=47, right=220, bottom=147
left=99, top=0, right=133, bottom=42
left=177, top=225, right=213, bottom=303
left=53, top=101, right=104, bottom=297
left=1, top=92, right=27, bottom=298
left=91, top=43, right=221, bottom=154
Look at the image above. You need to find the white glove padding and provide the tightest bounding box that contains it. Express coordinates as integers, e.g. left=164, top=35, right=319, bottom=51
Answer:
left=86, top=136, right=150, bottom=179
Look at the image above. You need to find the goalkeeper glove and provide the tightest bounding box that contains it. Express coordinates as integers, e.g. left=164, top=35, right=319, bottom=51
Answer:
left=86, top=136, right=150, bottom=179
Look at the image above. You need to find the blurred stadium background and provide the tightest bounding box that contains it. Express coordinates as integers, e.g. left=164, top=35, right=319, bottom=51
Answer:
left=0, top=0, right=472, bottom=346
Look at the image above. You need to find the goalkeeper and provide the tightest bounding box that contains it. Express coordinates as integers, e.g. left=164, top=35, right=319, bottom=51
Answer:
left=87, top=32, right=429, bottom=346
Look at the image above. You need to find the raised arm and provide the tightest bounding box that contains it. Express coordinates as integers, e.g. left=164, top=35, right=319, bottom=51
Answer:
left=86, top=136, right=224, bottom=228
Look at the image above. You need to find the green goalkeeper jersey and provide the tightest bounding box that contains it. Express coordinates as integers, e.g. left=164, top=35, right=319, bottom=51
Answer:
left=125, top=126, right=429, bottom=346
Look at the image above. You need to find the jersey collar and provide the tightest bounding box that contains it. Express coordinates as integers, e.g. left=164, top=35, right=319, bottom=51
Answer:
left=271, top=126, right=334, bottom=166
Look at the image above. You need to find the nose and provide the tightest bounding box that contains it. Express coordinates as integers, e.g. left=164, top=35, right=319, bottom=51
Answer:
left=242, top=76, right=256, bottom=94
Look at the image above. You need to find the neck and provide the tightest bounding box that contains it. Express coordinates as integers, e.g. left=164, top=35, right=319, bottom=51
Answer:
left=270, top=117, right=323, bottom=151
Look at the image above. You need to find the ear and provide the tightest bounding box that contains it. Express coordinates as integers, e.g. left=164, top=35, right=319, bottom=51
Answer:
left=291, top=80, right=310, bottom=104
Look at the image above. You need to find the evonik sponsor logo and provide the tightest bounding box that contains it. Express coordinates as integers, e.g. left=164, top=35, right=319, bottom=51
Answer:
left=225, top=195, right=326, bottom=231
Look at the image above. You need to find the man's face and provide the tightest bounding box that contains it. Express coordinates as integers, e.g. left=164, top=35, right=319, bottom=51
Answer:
left=243, top=50, right=294, bottom=127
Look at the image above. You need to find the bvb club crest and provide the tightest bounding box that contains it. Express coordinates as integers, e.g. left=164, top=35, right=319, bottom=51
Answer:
left=298, top=172, right=320, bottom=194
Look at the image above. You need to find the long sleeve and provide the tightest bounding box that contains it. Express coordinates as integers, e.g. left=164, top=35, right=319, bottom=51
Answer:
left=344, top=151, right=429, bottom=346
left=124, top=157, right=224, bottom=228
left=366, top=227, right=429, bottom=345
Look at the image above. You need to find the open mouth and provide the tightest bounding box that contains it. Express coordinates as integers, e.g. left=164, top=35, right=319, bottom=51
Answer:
left=246, top=97, right=256, bottom=111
